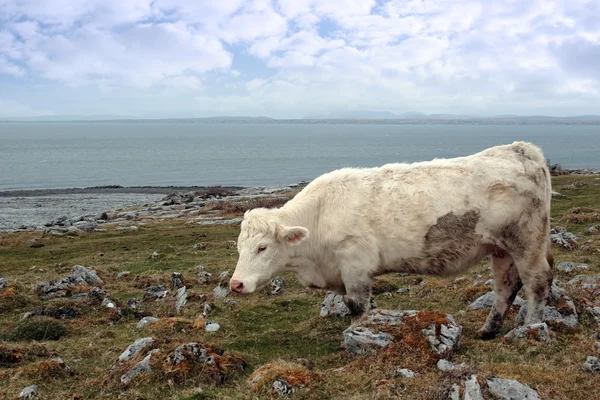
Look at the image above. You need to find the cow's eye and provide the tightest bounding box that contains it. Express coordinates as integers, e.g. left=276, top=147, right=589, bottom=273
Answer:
left=257, top=245, right=267, bottom=253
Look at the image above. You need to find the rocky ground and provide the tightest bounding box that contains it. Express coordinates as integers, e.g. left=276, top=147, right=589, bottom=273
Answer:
left=1, top=174, right=600, bottom=399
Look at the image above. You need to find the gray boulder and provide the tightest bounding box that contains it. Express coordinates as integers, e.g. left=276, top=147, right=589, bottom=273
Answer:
left=137, top=316, right=160, bottom=329
left=268, top=277, right=284, bottom=295
left=142, top=286, right=168, bottom=301
left=167, top=343, right=214, bottom=366
left=550, top=229, right=578, bottom=250
left=198, top=271, right=213, bottom=285
left=504, top=323, right=551, bottom=342
left=398, top=368, right=416, bottom=378
left=213, top=284, right=231, bottom=299
left=320, top=292, right=352, bottom=317
left=121, top=349, right=159, bottom=384
left=118, top=337, right=155, bottom=362
left=343, top=327, right=394, bottom=355
left=515, top=284, right=578, bottom=328
left=73, top=220, right=98, bottom=232
left=343, top=309, right=462, bottom=356
left=36, top=265, right=103, bottom=297
left=437, top=359, right=465, bottom=372
left=468, top=291, right=524, bottom=310
left=172, top=272, right=184, bottom=289
left=0, top=277, right=8, bottom=292
left=175, top=286, right=187, bottom=314
left=583, top=356, right=600, bottom=372
left=486, top=377, right=539, bottom=400
left=18, top=385, right=39, bottom=399
left=557, top=262, right=589, bottom=273
left=272, top=379, right=295, bottom=395
left=464, top=375, right=483, bottom=400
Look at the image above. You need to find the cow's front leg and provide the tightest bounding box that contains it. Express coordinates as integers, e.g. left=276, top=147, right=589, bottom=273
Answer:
left=341, top=270, right=373, bottom=318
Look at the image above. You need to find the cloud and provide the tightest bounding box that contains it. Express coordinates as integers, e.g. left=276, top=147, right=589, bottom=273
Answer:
left=0, top=0, right=599, bottom=117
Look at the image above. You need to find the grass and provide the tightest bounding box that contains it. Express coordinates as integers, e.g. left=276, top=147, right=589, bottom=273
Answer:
left=0, top=174, right=599, bottom=399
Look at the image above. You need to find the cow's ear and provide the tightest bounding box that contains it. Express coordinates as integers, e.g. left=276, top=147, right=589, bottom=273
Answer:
left=278, top=226, right=309, bottom=245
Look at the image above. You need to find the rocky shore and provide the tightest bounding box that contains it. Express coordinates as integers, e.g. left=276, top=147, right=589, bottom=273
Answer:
left=0, top=183, right=306, bottom=233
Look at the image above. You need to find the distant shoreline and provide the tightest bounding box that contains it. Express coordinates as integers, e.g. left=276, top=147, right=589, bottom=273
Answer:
left=2, top=116, right=600, bottom=125
left=0, top=185, right=247, bottom=198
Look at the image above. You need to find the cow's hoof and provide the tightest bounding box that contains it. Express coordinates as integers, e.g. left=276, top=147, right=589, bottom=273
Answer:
left=475, top=329, right=498, bottom=340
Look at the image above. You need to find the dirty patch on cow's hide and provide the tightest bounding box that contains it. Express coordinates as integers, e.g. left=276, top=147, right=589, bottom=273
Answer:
left=399, top=210, right=482, bottom=276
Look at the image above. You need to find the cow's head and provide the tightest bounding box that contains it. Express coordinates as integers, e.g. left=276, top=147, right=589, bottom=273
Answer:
left=230, top=208, right=309, bottom=294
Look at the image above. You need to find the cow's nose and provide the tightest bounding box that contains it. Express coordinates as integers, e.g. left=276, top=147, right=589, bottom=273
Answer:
left=230, top=279, right=244, bottom=293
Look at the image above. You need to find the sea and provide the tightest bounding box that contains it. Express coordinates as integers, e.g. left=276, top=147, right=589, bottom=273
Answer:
left=1, top=122, right=599, bottom=191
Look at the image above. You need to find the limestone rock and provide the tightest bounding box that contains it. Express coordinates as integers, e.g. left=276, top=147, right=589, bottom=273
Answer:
left=343, top=309, right=462, bottom=356
left=272, top=379, right=295, bottom=395
left=18, top=385, right=39, bottom=399
left=437, top=359, right=466, bottom=372
left=137, top=316, right=160, bottom=329
left=36, top=265, right=103, bottom=298
left=398, top=368, right=416, bottom=378
left=213, top=284, right=230, bottom=299
left=142, top=286, right=168, bottom=301
left=320, top=292, right=352, bottom=317
left=468, top=291, right=525, bottom=310
left=550, top=229, right=578, bottom=250
left=515, top=285, right=578, bottom=328
left=118, top=337, right=155, bottom=362
left=504, top=323, right=551, bottom=342
left=583, top=356, right=600, bottom=372
left=464, top=375, right=483, bottom=400
left=175, top=286, right=187, bottom=314
left=172, top=272, right=184, bottom=289
left=557, top=262, right=589, bottom=273
left=268, top=276, right=284, bottom=295
left=486, top=377, right=540, bottom=400
left=121, top=349, right=158, bottom=384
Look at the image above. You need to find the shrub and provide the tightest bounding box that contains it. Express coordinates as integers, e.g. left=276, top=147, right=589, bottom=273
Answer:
left=2, top=316, right=67, bottom=341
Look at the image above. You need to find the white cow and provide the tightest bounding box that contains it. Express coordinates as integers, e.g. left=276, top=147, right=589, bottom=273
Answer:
left=230, top=142, right=554, bottom=339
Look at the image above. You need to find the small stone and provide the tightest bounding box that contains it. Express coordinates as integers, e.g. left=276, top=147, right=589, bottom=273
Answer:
left=586, top=225, right=600, bottom=235
left=504, top=323, right=551, bottom=342
left=137, top=316, right=160, bottom=329
left=343, top=327, right=393, bottom=355
left=224, top=299, right=239, bottom=307
left=469, top=291, right=525, bottom=310
left=0, top=277, right=8, bottom=292
left=550, top=229, right=579, bottom=250
left=175, top=286, right=187, bottom=314
left=202, top=302, right=212, bottom=317
left=320, top=292, right=352, bottom=317
left=484, top=279, right=494, bottom=286
left=557, top=262, right=589, bottom=273
left=102, top=298, right=117, bottom=309
left=118, top=337, right=155, bottom=362
left=268, top=276, right=284, bottom=295
left=551, top=191, right=565, bottom=198
left=205, top=321, right=221, bottom=332
left=143, top=286, right=168, bottom=301
left=486, top=377, right=540, bottom=400
left=449, top=384, right=461, bottom=400
left=437, top=359, right=465, bottom=372
left=272, top=379, right=295, bottom=395
left=583, top=356, right=600, bottom=372
left=396, top=287, right=409, bottom=293
left=452, top=277, right=467, bottom=284
left=116, top=271, right=131, bottom=279
left=172, top=272, right=185, bottom=289
left=213, top=284, right=230, bottom=298
left=151, top=251, right=159, bottom=258
left=398, top=368, right=416, bottom=378
left=128, top=298, right=141, bottom=311
left=464, top=375, right=483, bottom=400
left=121, top=349, right=158, bottom=384
left=218, top=270, right=230, bottom=282
left=198, top=271, right=213, bottom=284
left=116, top=225, right=138, bottom=231
left=18, top=385, right=39, bottom=399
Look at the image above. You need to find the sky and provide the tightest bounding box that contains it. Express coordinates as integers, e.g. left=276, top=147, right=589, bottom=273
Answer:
left=0, top=0, right=599, bottom=118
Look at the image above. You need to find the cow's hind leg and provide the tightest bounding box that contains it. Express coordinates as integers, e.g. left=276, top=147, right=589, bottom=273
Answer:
left=476, top=249, right=522, bottom=339
left=513, top=251, right=553, bottom=324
